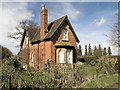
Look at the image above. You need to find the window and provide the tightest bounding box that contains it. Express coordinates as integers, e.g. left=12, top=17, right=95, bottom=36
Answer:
left=57, top=49, right=73, bottom=64
left=26, top=36, right=29, bottom=45
left=58, top=50, right=65, bottom=63
left=62, top=29, right=68, bottom=40
left=31, top=52, right=34, bottom=62
left=66, top=49, right=71, bottom=63
left=66, top=49, right=73, bottom=64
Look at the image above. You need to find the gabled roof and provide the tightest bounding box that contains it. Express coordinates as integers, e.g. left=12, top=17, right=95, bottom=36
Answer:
left=20, top=15, right=80, bottom=47
left=44, top=15, right=67, bottom=40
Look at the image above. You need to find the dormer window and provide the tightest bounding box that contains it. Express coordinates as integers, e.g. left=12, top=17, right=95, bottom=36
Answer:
left=62, top=29, right=68, bottom=41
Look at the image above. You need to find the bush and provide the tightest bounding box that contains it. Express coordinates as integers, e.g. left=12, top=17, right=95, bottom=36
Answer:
left=77, top=56, right=99, bottom=62
left=1, top=56, right=118, bottom=88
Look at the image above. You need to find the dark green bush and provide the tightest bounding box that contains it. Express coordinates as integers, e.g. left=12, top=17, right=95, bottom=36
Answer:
left=77, top=56, right=99, bottom=62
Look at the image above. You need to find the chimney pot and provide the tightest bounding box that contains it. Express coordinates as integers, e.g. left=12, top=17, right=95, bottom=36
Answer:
left=42, top=4, right=45, bottom=10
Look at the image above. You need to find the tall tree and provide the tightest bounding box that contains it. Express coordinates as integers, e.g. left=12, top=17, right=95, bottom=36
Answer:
left=78, top=45, right=82, bottom=56
left=85, top=45, right=87, bottom=56
left=107, top=12, right=120, bottom=47
left=103, top=48, right=107, bottom=56
left=0, top=45, right=13, bottom=59
left=93, top=46, right=97, bottom=56
left=98, top=44, right=102, bottom=57
left=88, top=44, right=92, bottom=56
left=108, top=46, right=112, bottom=56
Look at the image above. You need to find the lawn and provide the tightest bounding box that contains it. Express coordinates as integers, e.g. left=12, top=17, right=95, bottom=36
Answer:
left=79, top=74, right=118, bottom=88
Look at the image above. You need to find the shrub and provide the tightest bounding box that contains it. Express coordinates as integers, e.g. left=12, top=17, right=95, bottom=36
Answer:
left=77, top=56, right=99, bottom=62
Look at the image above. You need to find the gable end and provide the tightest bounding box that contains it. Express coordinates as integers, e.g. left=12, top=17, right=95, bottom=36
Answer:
left=50, top=16, right=80, bottom=43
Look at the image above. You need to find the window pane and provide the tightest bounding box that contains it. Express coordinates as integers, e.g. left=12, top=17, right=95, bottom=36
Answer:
left=67, top=49, right=70, bottom=63
left=26, top=36, right=28, bottom=45
left=58, top=50, right=65, bottom=63
left=62, top=29, right=68, bottom=40
left=66, top=49, right=73, bottom=64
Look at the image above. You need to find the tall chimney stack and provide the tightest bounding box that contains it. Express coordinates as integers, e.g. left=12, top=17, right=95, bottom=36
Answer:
left=40, top=4, right=48, bottom=40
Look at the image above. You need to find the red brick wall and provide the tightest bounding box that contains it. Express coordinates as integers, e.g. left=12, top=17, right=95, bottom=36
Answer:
left=29, top=44, right=39, bottom=68
left=40, top=8, right=48, bottom=40
left=52, top=22, right=78, bottom=63
left=21, top=21, right=78, bottom=68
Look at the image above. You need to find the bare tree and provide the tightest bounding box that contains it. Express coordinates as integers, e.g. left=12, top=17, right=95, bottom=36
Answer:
left=8, top=20, right=38, bottom=47
left=108, top=12, right=120, bottom=47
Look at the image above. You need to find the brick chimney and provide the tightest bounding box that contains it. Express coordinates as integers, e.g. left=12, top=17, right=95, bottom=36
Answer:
left=40, top=4, right=48, bottom=40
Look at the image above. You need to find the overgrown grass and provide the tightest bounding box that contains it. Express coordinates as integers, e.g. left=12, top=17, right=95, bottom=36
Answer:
left=79, top=74, right=118, bottom=88
left=1, top=55, right=118, bottom=88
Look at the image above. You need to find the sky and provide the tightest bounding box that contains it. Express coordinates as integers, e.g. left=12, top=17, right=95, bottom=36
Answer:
left=0, top=0, right=119, bottom=55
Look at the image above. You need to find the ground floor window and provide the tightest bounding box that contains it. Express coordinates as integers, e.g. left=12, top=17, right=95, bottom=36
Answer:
left=58, top=50, right=65, bottom=63
left=57, top=48, right=73, bottom=64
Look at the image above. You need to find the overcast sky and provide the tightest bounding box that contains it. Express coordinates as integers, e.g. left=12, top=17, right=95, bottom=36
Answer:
left=0, top=0, right=119, bottom=55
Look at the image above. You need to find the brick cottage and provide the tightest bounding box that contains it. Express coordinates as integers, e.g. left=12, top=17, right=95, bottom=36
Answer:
left=20, top=4, right=80, bottom=68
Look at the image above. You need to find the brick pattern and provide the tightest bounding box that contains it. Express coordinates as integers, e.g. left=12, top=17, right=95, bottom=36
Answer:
left=21, top=21, right=78, bottom=68
left=20, top=7, right=78, bottom=68
left=40, top=8, right=48, bottom=40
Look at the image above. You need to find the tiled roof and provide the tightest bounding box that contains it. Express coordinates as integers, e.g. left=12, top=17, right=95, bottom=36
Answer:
left=20, top=15, right=79, bottom=46
left=44, top=15, right=67, bottom=40
left=27, top=15, right=67, bottom=43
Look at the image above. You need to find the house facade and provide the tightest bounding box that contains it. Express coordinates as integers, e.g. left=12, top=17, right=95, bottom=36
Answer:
left=20, top=4, right=80, bottom=68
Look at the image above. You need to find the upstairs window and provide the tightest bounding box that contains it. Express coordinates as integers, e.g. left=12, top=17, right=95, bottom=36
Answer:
left=26, top=36, right=29, bottom=45
left=62, top=29, right=68, bottom=41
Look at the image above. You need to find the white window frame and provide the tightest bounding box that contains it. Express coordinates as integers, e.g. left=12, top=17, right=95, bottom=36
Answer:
left=26, top=36, right=29, bottom=45
left=62, top=29, right=68, bottom=41
left=66, top=49, right=73, bottom=64
left=58, top=49, right=65, bottom=63
left=31, top=52, right=34, bottom=62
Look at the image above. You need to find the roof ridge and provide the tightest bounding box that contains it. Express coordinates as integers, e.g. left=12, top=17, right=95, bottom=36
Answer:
left=50, top=15, right=67, bottom=23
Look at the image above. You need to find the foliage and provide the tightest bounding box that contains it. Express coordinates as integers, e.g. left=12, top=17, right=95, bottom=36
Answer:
left=77, top=45, right=82, bottom=56
left=97, top=44, right=102, bottom=57
left=84, top=44, right=112, bottom=56
left=103, top=48, right=107, bottom=56
left=108, top=46, right=112, bottom=56
left=0, top=45, right=12, bottom=59
left=88, top=44, right=92, bottom=56
left=93, top=46, right=97, bottom=56
left=77, top=56, right=99, bottom=62
left=85, top=45, right=87, bottom=56
left=1, top=55, right=118, bottom=88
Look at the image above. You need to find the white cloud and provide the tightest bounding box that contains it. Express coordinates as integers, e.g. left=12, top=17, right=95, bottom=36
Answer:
left=0, top=2, right=34, bottom=54
left=92, top=17, right=107, bottom=26
left=75, top=23, right=117, bottom=55
left=49, top=3, right=80, bottom=21
left=62, top=3, right=80, bottom=20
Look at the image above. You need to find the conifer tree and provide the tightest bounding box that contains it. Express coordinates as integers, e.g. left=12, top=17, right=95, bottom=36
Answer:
left=85, top=45, right=87, bottom=56
left=88, top=44, right=92, bottom=56
left=103, top=48, right=107, bottom=56
left=108, top=46, right=112, bottom=56
left=98, top=44, right=102, bottom=57
left=78, top=45, right=82, bottom=56
left=93, top=46, right=97, bottom=56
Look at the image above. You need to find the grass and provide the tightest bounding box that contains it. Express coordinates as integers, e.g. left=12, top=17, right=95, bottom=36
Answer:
left=79, top=74, right=118, bottom=88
